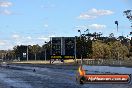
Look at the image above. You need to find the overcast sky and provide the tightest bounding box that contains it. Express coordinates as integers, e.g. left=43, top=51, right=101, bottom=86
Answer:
left=0, top=0, right=132, bottom=50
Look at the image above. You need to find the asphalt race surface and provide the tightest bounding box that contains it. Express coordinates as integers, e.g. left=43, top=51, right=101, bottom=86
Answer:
left=0, top=64, right=132, bottom=88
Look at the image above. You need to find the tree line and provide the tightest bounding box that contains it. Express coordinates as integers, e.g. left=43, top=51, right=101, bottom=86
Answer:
left=0, top=33, right=131, bottom=61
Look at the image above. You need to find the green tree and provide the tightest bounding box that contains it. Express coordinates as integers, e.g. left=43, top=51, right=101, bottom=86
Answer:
left=108, top=41, right=129, bottom=60
left=30, top=44, right=41, bottom=60
left=92, top=40, right=106, bottom=59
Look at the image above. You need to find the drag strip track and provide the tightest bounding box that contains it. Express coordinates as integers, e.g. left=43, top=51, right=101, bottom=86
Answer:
left=0, top=65, right=132, bottom=88
left=0, top=65, right=81, bottom=88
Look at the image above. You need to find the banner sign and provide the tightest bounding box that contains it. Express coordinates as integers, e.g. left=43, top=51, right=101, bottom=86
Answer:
left=84, top=74, right=131, bottom=83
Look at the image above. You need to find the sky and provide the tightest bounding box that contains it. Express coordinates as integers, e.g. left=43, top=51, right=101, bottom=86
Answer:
left=0, top=0, right=132, bottom=50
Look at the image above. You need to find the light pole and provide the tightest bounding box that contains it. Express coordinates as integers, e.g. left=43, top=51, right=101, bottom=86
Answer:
left=45, top=49, right=47, bottom=61
left=78, top=30, right=83, bottom=64
left=44, top=41, right=47, bottom=61
left=115, top=21, right=118, bottom=32
left=74, top=36, right=77, bottom=63
left=27, top=45, right=28, bottom=61
left=50, top=37, right=52, bottom=64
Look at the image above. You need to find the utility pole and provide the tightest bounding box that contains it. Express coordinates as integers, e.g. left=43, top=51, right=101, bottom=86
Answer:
left=78, top=30, right=83, bottom=64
